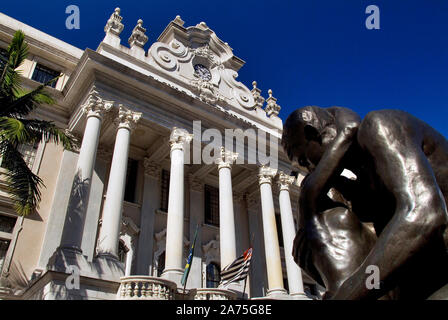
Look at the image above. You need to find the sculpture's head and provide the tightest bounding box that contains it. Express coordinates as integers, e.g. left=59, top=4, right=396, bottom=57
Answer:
left=282, top=106, right=335, bottom=173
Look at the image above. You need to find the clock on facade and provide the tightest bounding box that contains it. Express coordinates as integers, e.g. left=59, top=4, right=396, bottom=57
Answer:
left=194, top=64, right=212, bottom=81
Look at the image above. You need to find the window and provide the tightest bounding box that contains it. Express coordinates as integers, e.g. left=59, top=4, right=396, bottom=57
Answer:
left=18, top=142, right=39, bottom=170
left=118, top=240, right=128, bottom=263
left=160, top=170, right=170, bottom=212
left=0, top=142, right=39, bottom=170
left=124, top=159, right=139, bottom=203
left=0, top=240, right=10, bottom=274
left=204, top=185, right=219, bottom=227
left=206, top=263, right=221, bottom=288
left=31, top=63, right=60, bottom=88
left=0, top=216, right=16, bottom=234
left=157, top=252, right=165, bottom=277
left=0, top=215, right=16, bottom=274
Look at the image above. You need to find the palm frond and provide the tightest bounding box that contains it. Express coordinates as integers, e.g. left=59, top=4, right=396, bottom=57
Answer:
left=0, top=140, right=44, bottom=216
left=21, top=119, right=76, bottom=150
left=0, top=117, right=28, bottom=145
left=7, top=30, right=28, bottom=70
left=0, top=81, right=55, bottom=117
left=0, top=30, right=27, bottom=96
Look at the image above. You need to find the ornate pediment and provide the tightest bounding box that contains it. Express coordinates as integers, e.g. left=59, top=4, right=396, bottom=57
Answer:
left=148, top=19, right=258, bottom=111
left=98, top=9, right=283, bottom=129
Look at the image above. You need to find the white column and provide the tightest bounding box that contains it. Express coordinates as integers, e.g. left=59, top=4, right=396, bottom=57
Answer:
left=258, top=166, right=287, bottom=297
left=162, top=128, right=193, bottom=285
left=215, top=147, right=239, bottom=270
left=97, top=106, right=142, bottom=259
left=60, top=89, right=113, bottom=252
left=278, top=172, right=307, bottom=298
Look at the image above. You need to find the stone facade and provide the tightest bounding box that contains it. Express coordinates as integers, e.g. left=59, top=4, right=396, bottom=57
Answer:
left=0, top=10, right=320, bottom=300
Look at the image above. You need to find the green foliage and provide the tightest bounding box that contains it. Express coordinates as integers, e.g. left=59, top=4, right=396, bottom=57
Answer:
left=0, top=30, right=76, bottom=215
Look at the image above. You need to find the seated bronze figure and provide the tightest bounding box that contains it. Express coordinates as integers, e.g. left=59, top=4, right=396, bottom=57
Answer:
left=282, top=106, right=448, bottom=300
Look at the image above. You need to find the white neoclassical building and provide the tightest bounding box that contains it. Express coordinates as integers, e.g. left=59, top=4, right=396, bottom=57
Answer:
left=0, top=9, right=321, bottom=300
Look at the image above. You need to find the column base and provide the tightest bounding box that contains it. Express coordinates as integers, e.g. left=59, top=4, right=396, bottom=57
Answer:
left=267, top=287, right=288, bottom=299
left=290, top=292, right=312, bottom=300
left=47, top=247, right=124, bottom=283
left=161, top=268, right=184, bottom=288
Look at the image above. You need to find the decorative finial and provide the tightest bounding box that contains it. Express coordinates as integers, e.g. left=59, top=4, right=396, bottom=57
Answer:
left=197, top=21, right=208, bottom=29
left=265, top=89, right=281, bottom=117
left=173, top=15, right=185, bottom=26
left=251, top=80, right=265, bottom=109
left=105, top=7, right=124, bottom=36
left=128, top=19, right=148, bottom=48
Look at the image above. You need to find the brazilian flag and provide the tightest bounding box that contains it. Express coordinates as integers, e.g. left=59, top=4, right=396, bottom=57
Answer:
left=181, top=224, right=199, bottom=287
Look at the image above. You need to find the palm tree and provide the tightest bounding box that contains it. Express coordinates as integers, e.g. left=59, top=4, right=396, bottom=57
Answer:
left=0, top=30, right=75, bottom=215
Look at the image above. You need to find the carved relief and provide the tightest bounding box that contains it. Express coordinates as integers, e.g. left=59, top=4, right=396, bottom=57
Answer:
left=221, top=69, right=256, bottom=110
left=150, top=39, right=192, bottom=72
left=202, top=235, right=220, bottom=266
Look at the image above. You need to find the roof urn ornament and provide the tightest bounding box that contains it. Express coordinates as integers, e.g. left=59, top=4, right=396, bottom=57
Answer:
left=128, top=19, right=148, bottom=48
left=104, top=8, right=124, bottom=36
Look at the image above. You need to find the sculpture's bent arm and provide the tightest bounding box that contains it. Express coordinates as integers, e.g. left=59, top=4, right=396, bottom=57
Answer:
left=300, top=107, right=361, bottom=217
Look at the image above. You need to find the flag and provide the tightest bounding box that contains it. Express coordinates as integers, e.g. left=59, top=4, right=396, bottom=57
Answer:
left=220, top=248, right=253, bottom=286
left=181, top=224, right=199, bottom=287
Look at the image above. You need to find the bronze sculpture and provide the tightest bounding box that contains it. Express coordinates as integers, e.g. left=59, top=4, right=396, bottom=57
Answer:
left=282, top=106, right=448, bottom=299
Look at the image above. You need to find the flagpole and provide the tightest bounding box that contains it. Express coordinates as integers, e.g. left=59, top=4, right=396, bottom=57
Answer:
left=241, top=277, right=248, bottom=300
left=181, top=224, right=200, bottom=298
left=242, top=233, right=255, bottom=300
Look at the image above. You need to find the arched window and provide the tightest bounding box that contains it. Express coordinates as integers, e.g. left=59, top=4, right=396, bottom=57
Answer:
left=206, top=262, right=221, bottom=288
left=157, top=252, right=166, bottom=277
left=118, top=240, right=128, bottom=264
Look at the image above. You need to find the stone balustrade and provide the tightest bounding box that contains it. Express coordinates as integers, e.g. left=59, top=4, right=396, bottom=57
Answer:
left=190, top=288, right=237, bottom=300
left=117, top=276, right=177, bottom=300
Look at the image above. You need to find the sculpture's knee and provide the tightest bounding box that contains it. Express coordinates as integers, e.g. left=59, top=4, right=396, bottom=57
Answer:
left=357, top=111, right=386, bottom=147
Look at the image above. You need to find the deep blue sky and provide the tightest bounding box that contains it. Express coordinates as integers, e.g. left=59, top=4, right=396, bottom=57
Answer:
left=2, top=1, right=447, bottom=136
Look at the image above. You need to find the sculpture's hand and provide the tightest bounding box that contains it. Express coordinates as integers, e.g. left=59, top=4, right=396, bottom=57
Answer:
left=300, top=108, right=361, bottom=217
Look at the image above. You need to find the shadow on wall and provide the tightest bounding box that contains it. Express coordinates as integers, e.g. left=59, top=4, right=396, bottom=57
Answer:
left=60, top=170, right=90, bottom=248
left=0, top=261, right=30, bottom=295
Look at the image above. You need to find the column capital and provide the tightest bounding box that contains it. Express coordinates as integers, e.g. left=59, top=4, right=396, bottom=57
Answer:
left=215, top=147, right=238, bottom=170
left=143, top=158, right=161, bottom=180
left=169, top=127, right=193, bottom=152
left=82, top=88, right=114, bottom=120
left=258, top=166, right=277, bottom=186
left=277, top=171, right=296, bottom=192
left=115, top=105, right=142, bottom=131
